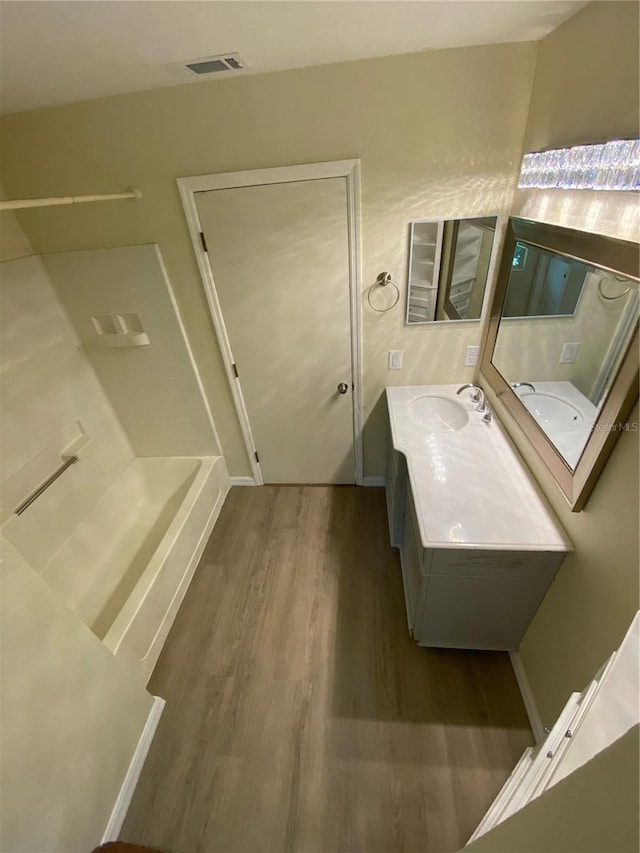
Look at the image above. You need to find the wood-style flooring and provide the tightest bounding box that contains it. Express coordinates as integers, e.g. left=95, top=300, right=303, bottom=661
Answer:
left=121, top=486, right=533, bottom=853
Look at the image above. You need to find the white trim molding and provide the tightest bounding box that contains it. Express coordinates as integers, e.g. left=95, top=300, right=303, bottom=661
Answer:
left=509, top=651, right=545, bottom=743
left=230, top=476, right=257, bottom=487
left=177, top=159, right=364, bottom=486
left=102, top=695, right=166, bottom=843
left=176, top=175, right=263, bottom=485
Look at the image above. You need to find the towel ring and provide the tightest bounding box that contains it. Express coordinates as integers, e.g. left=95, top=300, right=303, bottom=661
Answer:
left=367, top=272, right=400, bottom=313
left=598, top=275, right=632, bottom=301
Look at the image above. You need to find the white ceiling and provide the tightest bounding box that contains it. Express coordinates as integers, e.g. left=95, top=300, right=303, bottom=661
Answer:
left=0, top=0, right=586, bottom=116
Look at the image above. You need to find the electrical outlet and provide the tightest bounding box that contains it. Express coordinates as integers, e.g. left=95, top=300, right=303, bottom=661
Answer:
left=560, top=342, right=580, bottom=364
left=388, top=350, right=403, bottom=370
left=464, top=345, right=479, bottom=366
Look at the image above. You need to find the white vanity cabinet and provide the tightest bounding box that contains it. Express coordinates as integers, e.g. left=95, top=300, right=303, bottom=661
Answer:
left=386, top=385, right=572, bottom=652
left=391, top=451, right=565, bottom=650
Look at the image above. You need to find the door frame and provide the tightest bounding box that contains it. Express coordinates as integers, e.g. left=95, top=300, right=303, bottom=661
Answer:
left=177, top=160, right=364, bottom=486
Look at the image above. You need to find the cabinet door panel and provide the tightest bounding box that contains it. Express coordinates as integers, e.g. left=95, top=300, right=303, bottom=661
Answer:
left=418, top=575, right=551, bottom=650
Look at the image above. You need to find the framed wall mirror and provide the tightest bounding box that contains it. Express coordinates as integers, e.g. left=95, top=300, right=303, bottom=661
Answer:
left=480, top=217, right=639, bottom=512
left=406, top=216, right=497, bottom=323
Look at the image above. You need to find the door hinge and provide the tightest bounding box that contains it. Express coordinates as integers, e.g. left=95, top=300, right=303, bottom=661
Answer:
left=232, top=363, right=239, bottom=378
left=199, top=232, right=208, bottom=253
left=254, top=451, right=260, bottom=464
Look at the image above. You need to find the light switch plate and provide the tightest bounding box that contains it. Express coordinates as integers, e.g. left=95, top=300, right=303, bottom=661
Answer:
left=560, top=342, right=580, bottom=364
left=388, top=350, right=403, bottom=370
left=464, top=345, right=480, bottom=366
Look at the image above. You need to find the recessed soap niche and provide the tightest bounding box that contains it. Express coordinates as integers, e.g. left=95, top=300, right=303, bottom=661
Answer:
left=91, top=313, right=150, bottom=347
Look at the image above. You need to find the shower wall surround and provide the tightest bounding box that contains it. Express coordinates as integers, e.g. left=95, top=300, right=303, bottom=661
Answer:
left=43, top=244, right=220, bottom=458
left=0, top=254, right=134, bottom=565
left=0, top=214, right=154, bottom=853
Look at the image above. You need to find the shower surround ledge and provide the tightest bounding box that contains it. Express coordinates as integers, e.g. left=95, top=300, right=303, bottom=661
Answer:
left=385, top=384, right=572, bottom=652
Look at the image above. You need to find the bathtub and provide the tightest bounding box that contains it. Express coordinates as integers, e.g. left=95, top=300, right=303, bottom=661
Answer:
left=38, top=455, right=229, bottom=682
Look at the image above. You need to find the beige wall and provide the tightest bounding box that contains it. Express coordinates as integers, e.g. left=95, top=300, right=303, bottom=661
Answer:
left=464, top=725, right=639, bottom=852
left=483, top=0, right=640, bottom=724
left=512, top=0, right=639, bottom=243
left=0, top=41, right=537, bottom=477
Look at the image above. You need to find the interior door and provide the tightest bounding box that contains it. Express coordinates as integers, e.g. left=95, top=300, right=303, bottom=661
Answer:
left=196, top=177, right=355, bottom=484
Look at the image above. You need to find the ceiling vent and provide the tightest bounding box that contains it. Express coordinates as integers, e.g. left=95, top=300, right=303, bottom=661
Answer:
left=180, top=54, right=246, bottom=76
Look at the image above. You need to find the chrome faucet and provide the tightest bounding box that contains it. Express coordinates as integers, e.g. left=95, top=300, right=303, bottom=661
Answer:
left=457, top=383, right=486, bottom=412
left=512, top=381, right=536, bottom=394
left=456, top=383, right=482, bottom=405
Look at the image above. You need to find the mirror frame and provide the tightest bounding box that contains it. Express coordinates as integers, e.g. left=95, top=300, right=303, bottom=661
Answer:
left=479, top=217, right=639, bottom=512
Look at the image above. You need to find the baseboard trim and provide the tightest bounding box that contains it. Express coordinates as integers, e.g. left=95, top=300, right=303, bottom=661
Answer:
left=362, top=476, right=386, bottom=487
left=509, top=651, right=544, bottom=743
left=102, top=695, right=166, bottom=843
left=230, top=476, right=257, bottom=486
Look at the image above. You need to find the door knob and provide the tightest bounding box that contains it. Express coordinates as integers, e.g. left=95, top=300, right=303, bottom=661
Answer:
left=337, top=382, right=349, bottom=395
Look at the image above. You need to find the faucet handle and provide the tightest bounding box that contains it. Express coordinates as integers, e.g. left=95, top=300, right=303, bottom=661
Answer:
left=482, top=406, right=493, bottom=423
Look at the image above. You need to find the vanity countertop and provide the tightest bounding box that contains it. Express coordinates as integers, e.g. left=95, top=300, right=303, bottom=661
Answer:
left=386, top=384, right=573, bottom=553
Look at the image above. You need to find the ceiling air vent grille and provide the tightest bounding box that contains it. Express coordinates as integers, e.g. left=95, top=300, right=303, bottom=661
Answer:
left=182, top=54, right=245, bottom=76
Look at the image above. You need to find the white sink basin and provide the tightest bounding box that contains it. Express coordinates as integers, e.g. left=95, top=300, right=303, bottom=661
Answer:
left=521, top=393, right=584, bottom=431
left=408, top=395, right=469, bottom=432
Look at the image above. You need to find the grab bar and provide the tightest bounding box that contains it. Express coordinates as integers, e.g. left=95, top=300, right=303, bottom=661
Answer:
left=14, top=456, right=79, bottom=516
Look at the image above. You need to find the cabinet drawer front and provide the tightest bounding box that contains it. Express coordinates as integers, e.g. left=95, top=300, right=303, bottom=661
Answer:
left=431, top=548, right=564, bottom=582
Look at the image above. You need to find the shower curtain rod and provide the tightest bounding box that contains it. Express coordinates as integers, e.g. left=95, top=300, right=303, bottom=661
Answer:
left=0, top=187, right=142, bottom=211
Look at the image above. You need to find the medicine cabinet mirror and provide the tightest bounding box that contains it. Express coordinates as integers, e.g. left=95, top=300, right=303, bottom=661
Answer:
left=406, top=216, right=497, bottom=323
left=480, top=217, right=639, bottom=511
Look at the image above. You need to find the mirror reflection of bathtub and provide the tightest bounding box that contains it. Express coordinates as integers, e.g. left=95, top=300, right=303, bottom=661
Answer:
left=510, top=381, right=598, bottom=469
